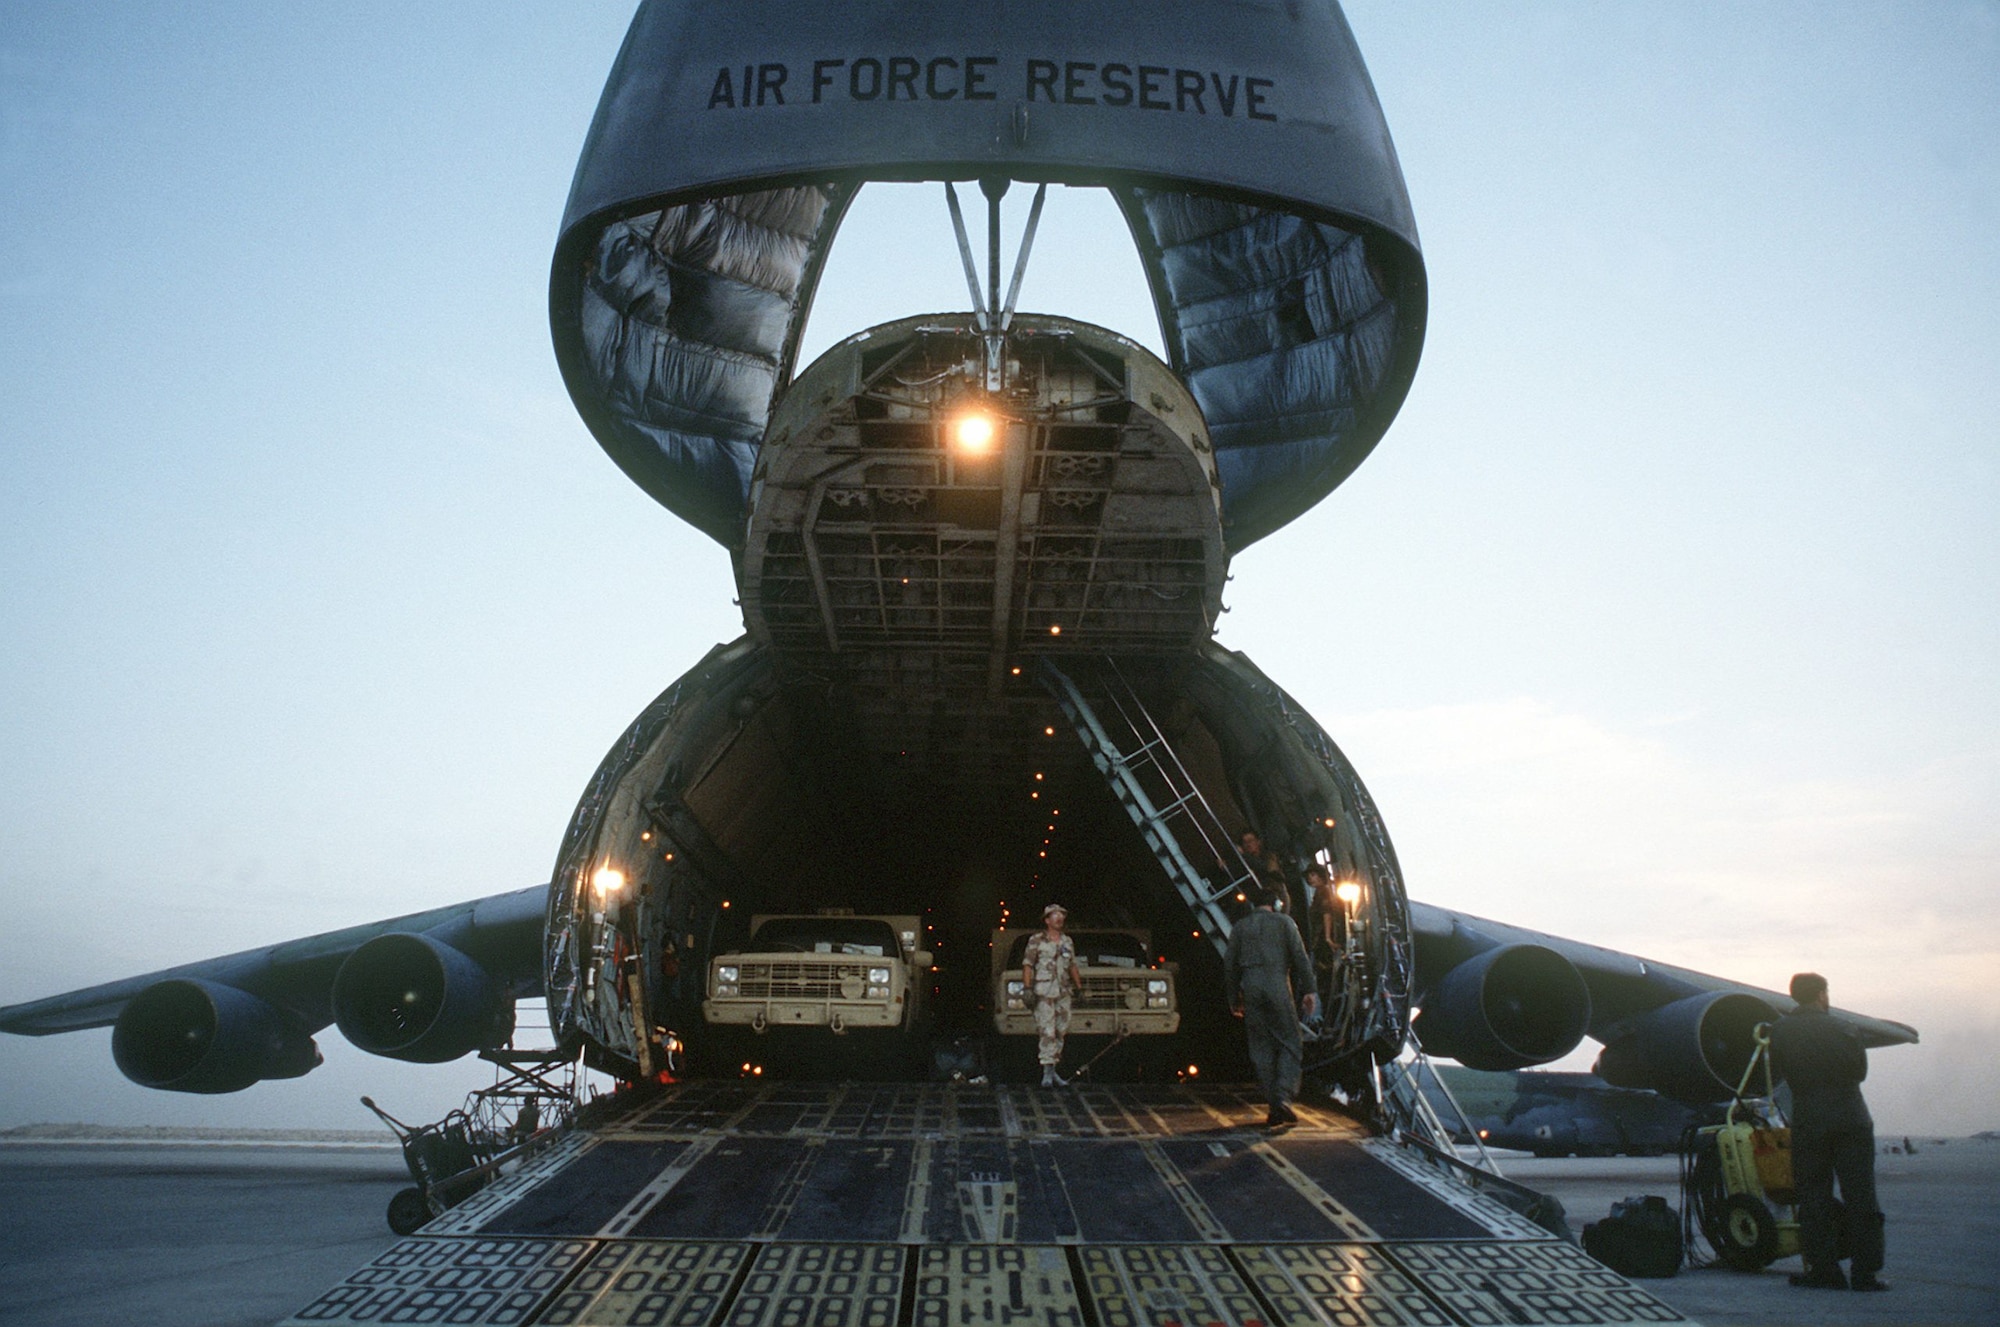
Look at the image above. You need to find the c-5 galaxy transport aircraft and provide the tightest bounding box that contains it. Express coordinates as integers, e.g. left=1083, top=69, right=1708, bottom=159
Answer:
left=0, top=0, right=1915, bottom=1116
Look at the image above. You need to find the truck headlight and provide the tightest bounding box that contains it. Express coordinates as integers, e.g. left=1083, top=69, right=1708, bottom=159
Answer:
left=1147, top=996, right=1169, bottom=1008
left=1147, top=979, right=1167, bottom=995
left=716, top=982, right=739, bottom=997
left=867, top=985, right=889, bottom=999
left=1005, top=979, right=1024, bottom=994
left=718, top=966, right=739, bottom=983
left=869, top=967, right=891, bottom=985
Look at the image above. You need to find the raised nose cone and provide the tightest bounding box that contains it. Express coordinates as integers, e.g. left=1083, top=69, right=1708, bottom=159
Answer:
left=550, top=0, right=1427, bottom=552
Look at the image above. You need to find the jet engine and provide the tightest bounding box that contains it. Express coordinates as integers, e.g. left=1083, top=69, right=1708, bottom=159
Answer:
left=1414, top=943, right=1592, bottom=1071
left=1594, top=990, right=1778, bottom=1103
left=110, top=978, right=321, bottom=1094
left=331, top=932, right=514, bottom=1063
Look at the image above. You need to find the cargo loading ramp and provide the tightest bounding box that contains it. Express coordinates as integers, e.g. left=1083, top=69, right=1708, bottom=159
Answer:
left=283, top=1080, right=1695, bottom=1326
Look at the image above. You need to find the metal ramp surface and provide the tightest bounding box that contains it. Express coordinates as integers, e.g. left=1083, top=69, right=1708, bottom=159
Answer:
left=282, top=1081, right=1695, bottom=1326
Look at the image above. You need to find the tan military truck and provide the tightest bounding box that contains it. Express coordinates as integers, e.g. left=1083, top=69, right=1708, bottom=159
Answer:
left=991, top=928, right=1179, bottom=1037
left=705, top=913, right=929, bottom=1033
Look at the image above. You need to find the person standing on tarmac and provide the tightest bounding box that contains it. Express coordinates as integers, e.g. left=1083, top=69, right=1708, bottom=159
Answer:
left=1023, top=903, right=1083, bottom=1087
left=1224, top=885, right=1319, bottom=1127
left=1768, top=972, right=1887, bottom=1293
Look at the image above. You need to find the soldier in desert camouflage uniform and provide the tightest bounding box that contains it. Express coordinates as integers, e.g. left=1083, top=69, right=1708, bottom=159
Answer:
left=1023, top=903, right=1084, bottom=1086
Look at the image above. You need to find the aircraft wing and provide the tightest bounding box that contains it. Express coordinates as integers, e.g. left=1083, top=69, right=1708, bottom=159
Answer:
left=1407, top=900, right=1917, bottom=1099
left=0, top=884, right=547, bottom=1092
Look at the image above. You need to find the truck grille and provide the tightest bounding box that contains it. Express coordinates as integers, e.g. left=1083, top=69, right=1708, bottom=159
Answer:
left=1076, top=975, right=1139, bottom=1010
left=736, top=962, right=868, bottom=999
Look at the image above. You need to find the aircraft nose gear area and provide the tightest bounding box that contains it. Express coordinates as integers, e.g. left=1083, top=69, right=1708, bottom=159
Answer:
left=280, top=1081, right=1693, bottom=1326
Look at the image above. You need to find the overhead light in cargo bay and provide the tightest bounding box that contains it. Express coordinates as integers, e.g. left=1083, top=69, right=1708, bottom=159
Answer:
left=591, top=866, right=626, bottom=898
left=1336, top=880, right=1363, bottom=906
left=952, top=411, right=996, bottom=454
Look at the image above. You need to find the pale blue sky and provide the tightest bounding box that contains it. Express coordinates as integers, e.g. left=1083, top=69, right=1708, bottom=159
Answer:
left=2, top=3, right=1995, bottom=1132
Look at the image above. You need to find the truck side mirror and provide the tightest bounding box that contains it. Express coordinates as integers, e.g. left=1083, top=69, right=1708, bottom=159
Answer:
left=913, top=951, right=934, bottom=968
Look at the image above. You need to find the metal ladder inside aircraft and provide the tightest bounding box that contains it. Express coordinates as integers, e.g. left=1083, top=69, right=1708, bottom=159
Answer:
left=1037, top=658, right=1261, bottom=959
left=1039, top=657, right=1481, bottom=1165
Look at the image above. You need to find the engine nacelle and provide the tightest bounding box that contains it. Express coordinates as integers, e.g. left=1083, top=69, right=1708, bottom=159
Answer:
left=111, top=979, right=320, bottom=1094
left=1594, top=990, right=1778, bottom=1103
left=1415, top=943, right=1592, bottom=1071
left=332, top=932, right=514, bottom=1063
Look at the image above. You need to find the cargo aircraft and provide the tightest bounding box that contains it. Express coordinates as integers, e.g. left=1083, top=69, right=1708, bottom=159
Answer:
left=0, top=0, right=1916, bottom=1114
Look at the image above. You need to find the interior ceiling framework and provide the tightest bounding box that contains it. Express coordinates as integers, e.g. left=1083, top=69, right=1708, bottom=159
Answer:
left=739, top=316, right=1223, bottom=822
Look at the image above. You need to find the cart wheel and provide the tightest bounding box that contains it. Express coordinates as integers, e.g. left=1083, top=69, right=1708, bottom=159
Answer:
left=1712, top=1193, right=1778, bottom=1270
left=387, top=1186, right=431, bottom=1235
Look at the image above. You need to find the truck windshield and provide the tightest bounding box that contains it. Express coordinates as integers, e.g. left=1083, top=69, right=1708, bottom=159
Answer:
left=750, top=917, right=901, bottom=958
left=1006, top=932, right=1151, bottom=968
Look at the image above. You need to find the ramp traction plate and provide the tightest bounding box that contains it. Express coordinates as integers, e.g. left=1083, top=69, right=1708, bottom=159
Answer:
left=287, top=1084, right=1694, bottom=1327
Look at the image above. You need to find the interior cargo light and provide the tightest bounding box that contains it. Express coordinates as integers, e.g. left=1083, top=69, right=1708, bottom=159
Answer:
left=591, top=867, right=626, bottom=898
left=1011, top=666, right=1022, bottom=676
left=953, top=411, right=996, bottom=453
left=1322, top=817, right=1336, bottom=828
left=1336, top=881, right=1363, bottom=906
left=1049, top=624, right=1062, bottom=635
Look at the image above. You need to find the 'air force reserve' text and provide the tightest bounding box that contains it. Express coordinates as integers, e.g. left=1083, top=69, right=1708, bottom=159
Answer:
left=707, top=57, right=1278, bottom=121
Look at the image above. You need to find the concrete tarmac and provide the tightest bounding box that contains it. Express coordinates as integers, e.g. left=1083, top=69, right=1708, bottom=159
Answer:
left=0, top=1143, right=404, bottom=1327
left=1510, top=1143, right=2000, bottom=1326
left=0, top=1138, right=1993, bottom=1326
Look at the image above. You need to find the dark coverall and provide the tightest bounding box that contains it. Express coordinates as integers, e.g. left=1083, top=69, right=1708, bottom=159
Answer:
left=1224, top=909, right=1315, bottom=1112
left=1769, top=1007, right=1884, bottom=1281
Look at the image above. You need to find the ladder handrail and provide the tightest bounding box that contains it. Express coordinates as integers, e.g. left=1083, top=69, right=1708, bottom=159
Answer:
left=1037, top=658, right=1253, bottom=950
left=1096, top=660, right=1261, bottom=894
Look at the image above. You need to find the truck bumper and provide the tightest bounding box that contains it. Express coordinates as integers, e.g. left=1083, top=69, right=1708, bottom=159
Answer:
left=704, top=1000, right=904, bottom=1031
left=994, top=1011, right=1179, bottom=1036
